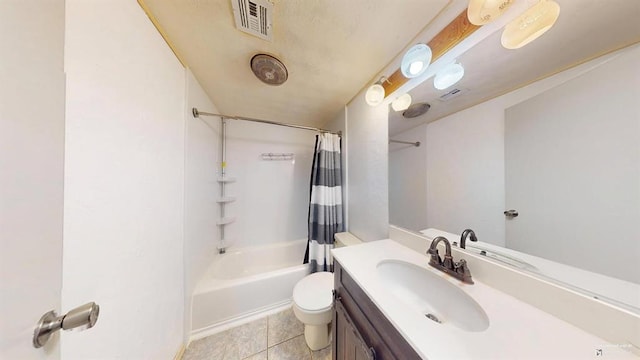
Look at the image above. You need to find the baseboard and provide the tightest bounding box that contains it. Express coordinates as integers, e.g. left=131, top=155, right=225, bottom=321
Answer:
left=189, top=299, right=293, bottom=342
left=173, top=343, right=186, bottom=360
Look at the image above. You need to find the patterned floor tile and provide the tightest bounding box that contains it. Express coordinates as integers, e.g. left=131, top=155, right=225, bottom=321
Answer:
left=231, top=317, right=268, bottom=358
left=242, top=350, right=267, bottom=360
left=183, top=317, right=267, bottom=360
left=267, top=307, right=304, bottom=347
left=311, top=345, right=331, bottom=360
left=267, top=335, right=312, bottom=360
left=183, top=331, right=228, bottom=360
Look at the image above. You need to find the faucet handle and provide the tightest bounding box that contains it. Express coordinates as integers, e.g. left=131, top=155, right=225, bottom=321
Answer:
left=454, top=259, right=474, bottom=284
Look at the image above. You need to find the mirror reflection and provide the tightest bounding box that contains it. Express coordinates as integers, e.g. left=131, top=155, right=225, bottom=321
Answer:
left=388, top=1, right=640, bottom=313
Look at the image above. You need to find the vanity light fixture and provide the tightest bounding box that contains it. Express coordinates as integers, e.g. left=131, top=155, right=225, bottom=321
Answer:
left=433, top=62, right=465, bottom=90
left=467, top=0, right=515, bottom=25
left=391, top=93, right=412, bottom=112
left=365, top=77, right=387, bottom=107
left=400, top=44, right=433, bottom=78
left=501, top=0, right=560, bottom=49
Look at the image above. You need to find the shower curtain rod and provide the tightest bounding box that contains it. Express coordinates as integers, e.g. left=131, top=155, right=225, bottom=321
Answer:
left=192, top=108, right=341, bottom=136
left=389, top=139, right=420, bottom=147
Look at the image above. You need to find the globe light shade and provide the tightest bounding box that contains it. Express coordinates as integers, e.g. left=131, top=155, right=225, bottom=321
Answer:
left=365, top=84, right=385, bottom=106
left=401, top=44, right=432, bottom=78
left=467, top=0, right=515, bottom=26
left=434, top=63, right=465, bottom=90
left=391, top=94, right=412, bottom=112
left=501, top=0, right=560, bottom=49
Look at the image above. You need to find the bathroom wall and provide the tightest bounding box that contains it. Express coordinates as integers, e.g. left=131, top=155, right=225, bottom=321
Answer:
left=224, top=121, right=317, bottom=248
left=425, top=104, right=505, bottom=245
left=390, top=44, right=640, bottom=248
left=345, top=89, right=389, bottom=241
left=184, top=70, right=221, bottom=341
left=503, top=45, right=639, bottom=282
left=389, top=124, right=428, bottom=231
left=0, top=1, right=65, bottom=359
left=63, top=0, right=186, bottom=358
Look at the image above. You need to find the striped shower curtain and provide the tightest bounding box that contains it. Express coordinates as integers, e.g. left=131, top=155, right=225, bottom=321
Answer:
left=304, top=133, right=343, bottom=273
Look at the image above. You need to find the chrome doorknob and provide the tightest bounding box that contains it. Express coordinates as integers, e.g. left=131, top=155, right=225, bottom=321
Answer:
left=33, top=302, right=100, bottom=348
left=504, top=209, right=519, bottom=218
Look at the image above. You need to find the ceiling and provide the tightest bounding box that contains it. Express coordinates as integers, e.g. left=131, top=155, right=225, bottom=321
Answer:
left=140, top=0, right=451, bottom=128
left=140, top=0, right=640, bottom=134
left=388, top=0, right=640, bottom=135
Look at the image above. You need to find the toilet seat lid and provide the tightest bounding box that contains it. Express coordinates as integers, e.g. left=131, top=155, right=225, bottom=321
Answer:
left=293, top=272, right=334, bottom=312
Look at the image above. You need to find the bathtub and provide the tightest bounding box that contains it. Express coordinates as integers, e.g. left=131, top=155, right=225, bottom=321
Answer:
left=191, top=239, right=310, bottom=337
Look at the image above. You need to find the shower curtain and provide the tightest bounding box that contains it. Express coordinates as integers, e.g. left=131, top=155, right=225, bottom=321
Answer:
left=304, top=133, right=344, bottom=273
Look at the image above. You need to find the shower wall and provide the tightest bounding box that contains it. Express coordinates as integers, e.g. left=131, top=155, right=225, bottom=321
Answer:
left=224, top=120, right=317, bottom=248
left=184, top=70, right=221, bottom=340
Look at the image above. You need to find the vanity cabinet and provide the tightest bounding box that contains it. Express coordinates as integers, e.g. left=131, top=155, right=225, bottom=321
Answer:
left=332, top=260, right=421, bottom=360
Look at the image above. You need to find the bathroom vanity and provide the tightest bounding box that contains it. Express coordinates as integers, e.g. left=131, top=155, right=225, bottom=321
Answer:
left=331, top=239, right=638, bottom=360
left=333, top=260, right=420, bottom=360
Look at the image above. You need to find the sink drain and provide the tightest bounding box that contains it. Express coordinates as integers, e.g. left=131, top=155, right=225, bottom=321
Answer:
left=425, top=313, right=441, bottom=323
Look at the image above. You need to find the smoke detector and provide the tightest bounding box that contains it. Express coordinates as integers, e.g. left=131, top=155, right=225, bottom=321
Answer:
left=250, top=54, right=288, bottom=85
left=231, top=0, right=273, bottom=41
left=403, top=102, right=431, bottom=118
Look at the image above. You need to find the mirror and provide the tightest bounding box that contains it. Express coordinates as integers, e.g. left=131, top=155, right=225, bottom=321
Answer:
left=388, top=1, right=640, bottom=313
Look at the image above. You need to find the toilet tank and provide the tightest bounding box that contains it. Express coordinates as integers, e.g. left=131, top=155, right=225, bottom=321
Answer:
left=334, top=232, right=362, bottom=248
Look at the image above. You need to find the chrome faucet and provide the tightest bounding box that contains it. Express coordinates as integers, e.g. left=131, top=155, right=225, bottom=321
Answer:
left=460, top=229, right=478, bottom=249
left=427, top=236, right=474, bottom=284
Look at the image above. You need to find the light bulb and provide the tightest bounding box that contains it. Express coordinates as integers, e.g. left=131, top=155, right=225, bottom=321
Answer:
left=409, top=61, right=424, bottom=75
left=401, top=44, right=432, bottom=78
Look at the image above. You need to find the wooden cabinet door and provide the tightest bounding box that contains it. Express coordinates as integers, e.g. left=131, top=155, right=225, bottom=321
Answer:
left=334, top=299, right=375, bottom=360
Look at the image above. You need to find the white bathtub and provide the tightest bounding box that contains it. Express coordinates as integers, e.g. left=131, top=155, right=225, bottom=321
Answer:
left=191, top=239, right=310, bottom=336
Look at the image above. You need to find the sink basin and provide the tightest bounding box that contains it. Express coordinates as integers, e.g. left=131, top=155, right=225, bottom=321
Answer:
left=376, top=259, right=490, bottom=332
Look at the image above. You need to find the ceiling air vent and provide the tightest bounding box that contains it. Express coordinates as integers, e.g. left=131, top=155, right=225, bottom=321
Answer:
left=437, top=88, right=468, bottom=102
left=231, top=0, right=273, bottom=41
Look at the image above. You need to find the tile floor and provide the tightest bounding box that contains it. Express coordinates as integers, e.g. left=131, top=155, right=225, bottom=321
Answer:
left=184, top=307, right=331, bottom=360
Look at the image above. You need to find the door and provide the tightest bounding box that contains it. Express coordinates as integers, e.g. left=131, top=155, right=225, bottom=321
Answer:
left=1, top=1, right=65, bottom=358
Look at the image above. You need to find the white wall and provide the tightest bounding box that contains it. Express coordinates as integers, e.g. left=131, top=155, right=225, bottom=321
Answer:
left=224, top=121, right=316, bottom=248
left=389, top=124, right=428, bottom=231
left=63, top=1, right=186, bottom=358
left=184, top=70, right=221, bottom=340
left=0, top=1, right=65, bottom=359
left=346, top=89, right=389, bottom=241
left=504, top=45, right=640, bottom=283
left=426, top=102, right=505, bottom=245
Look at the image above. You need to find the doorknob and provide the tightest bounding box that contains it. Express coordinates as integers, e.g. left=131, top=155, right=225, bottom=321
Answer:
left=33, top=302, right=100, bottom=348
left=504, top=209, right=519, bottom=218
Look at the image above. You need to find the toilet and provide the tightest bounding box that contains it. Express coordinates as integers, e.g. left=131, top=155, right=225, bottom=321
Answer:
left=292, top=271, right=334, bottom=350
left=292, top=232, right=362, bottom=350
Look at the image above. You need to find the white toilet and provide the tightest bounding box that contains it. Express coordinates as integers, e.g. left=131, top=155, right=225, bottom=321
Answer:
left=292, top=271, right=334, bottom=350
left=292, top=232, right=362, bottom=350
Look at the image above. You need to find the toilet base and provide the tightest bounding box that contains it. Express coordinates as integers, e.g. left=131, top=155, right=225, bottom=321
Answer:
left=304, top=323, right=331, bottom=351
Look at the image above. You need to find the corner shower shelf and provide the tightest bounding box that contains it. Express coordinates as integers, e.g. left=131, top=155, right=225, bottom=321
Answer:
left=216, top=196, right=236, bottom=204
left=217, top=177, right=236, bottom=183
left=216, top=217, right=236, bottom=226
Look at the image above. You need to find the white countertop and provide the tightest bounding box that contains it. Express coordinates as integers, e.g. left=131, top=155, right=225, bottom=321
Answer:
left=331, top=239, right=638, bottom=360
